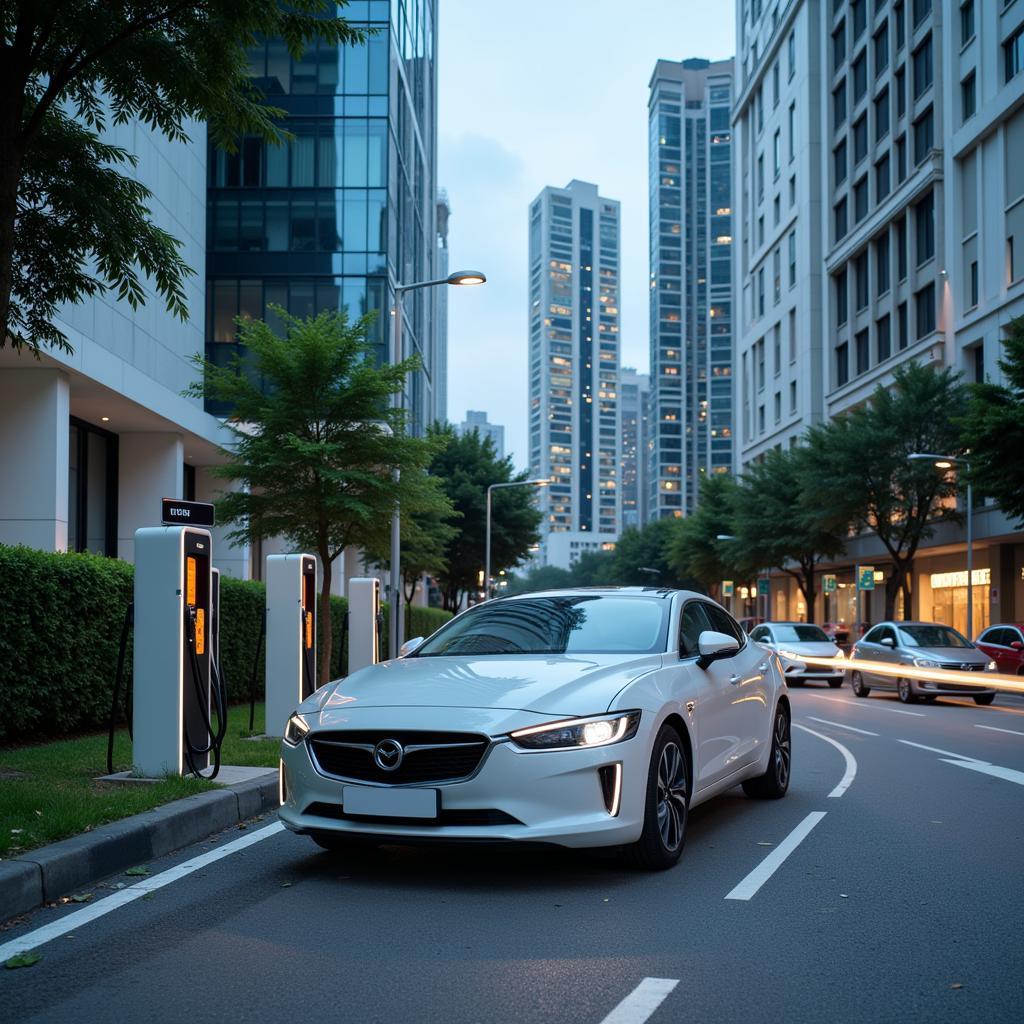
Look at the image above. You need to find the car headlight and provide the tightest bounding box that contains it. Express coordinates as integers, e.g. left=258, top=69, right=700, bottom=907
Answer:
left=283, top=714, right=310, bottom=746
left=913, top=658, right=940, bottom=668
left=986, top=660, right=997, bottom=672
left=833, top=649, right=846, bottom=660
left=509, top=711, right=641, bottom=751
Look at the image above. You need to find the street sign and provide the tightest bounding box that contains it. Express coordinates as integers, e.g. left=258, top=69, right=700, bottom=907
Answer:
left=757, top=578, right=770, bottom=597
left=722, top=580, right=734, bottom=597
left=161, top=498, right=215, bottom=527
left=857, top=565, right=875, bottom=590
left=823, top=574, right=837, bottom=593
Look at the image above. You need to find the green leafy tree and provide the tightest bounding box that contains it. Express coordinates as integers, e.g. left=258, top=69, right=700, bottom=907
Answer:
left=667, top=474, right=746, bottom=594
left=188, top=307, right=449, bottom=682
left=1, top=1, right=361, bottom=355
left=504, top=565, right=573, bottom=596
left=611, top=518, right=690, bottom=587
left=428, top=426, right=542, bottom=610
left=804, top=362, right=967, bottom=620
left=733, top=447, right=846, bottom=623
left=960, top=316, right=1024, bottom=524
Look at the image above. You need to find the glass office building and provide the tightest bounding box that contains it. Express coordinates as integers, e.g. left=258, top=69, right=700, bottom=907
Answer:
left=205, top=0, right=442, bottom=430
left=648, top=57, right=735, bottom=519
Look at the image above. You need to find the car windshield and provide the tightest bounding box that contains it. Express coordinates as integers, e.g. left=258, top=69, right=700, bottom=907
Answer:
left=771, top=624, right=830, bottom=643
left=414, top=595, right=670, bottom=656
left=897, top=625, right=972, bottom=649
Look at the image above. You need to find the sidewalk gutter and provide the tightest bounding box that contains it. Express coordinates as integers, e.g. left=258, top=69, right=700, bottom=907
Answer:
left=0, top=771, right=278, bottom=923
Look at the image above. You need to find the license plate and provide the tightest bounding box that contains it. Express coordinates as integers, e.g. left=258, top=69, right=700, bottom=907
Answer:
left=342, top=785, right=439, bottom=819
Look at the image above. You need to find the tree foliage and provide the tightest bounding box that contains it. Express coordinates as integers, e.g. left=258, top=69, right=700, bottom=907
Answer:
left=0, top=1, right=362, bottom=355
left=667, top=474, right=745, bottom=595
left=428, top=426, right=542, bottom=610
left=804, top=362, right=967, bottom=619
left=188, top=307, right=449, bottom=682
left=960, top=316, right=1024, bottom=526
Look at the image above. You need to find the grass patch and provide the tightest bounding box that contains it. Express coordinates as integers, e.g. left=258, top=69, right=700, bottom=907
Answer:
left=0, top=703, right=279, bottom=857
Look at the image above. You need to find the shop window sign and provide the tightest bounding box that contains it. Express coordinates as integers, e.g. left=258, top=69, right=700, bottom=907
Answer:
left=930, top=568, right=990, bottom=589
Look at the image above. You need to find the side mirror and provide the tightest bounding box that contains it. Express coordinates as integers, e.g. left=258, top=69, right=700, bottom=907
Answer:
left=1012, top=641, right=1024, bottom=650
left=696, top=630, right=741, bottom=670
left=400, top=636, right=425, bottom=657
left=880, top=637, right=895, bottom=647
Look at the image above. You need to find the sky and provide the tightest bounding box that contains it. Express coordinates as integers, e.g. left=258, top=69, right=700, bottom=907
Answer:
left=438, top=0, right=735, bottom=470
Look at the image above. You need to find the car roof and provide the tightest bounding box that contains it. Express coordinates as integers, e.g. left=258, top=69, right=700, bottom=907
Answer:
left=982, top=622, right=1024, bottom=630
left=500, top=586, right=688, bottom=602
left=762, top=621, right=828, bottom=627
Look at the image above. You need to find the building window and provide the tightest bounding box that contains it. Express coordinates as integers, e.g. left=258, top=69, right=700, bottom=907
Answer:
left=856, top=251, right=869, bottom=309
left=874, top=25, right=889, bottom=76
left=790, top=380, right=797, bottom=412
left=68, top=418, right=118, bottom=558
left=915, top=282, right=936, bottom=338
left=1006, top=26, right=1024, bottom=84
left=896, top=2, right=906, bottom=50
left=757, top=154, right=765, bottom=201
left=757, top=338, right=766, bottom=389
left=913, top=107, right=934, bottom=165
left=758, top=266, right=766, bottom=315
left=961, top=72, right=976, bottom=123
left=853, top=114, right=868, bottom=164
left=836, top=267, right=849, bottom=327
left=896, top=135, right=907, bottom=182
left=972, top=341, right=984, bottom=383
left=788, top=230, right=797, bottom=287
left=774, top=246, right=782, bottom=304
left=895, top=67, right=906, bottom=118
left=877, top=314, right=892, bottom=362
left=834, top=139, right=848, bottom=184
left=1010, top=235, right=1018, bottom=283
left=833, top=21, right=847, bottom=72
left=833, top=81, right=847, bottom=127
left=854, top=177, right=869, bottom=222
left=876, top=153, right=891, bottom=202
left=912, top=0, right=929, bottom=29
left=835, top=196, right=849, bottom=240
left=774, top=323, right=782, bottom=373
left=876, top=233, right=890, bottom=295
left=915, top=190, right=935, bottom=265
left=836, top=342, right=850, bottom=387
left=773, top=62, right=780, bottom=108
left=774, top=194, right=781, bottom=226
left=774, top=391, right=782, bottom=423
left=853, top=0, right=867, bottom=39
left=960, top=1, right=975, bottom=47
left=897, top=301, right=909, bottom=349
left=855, top=328, right=870, bottom=375
left=758, top=404, right=765, bottom=433
left=788, top=30, right=796, bottom=80
left=912, top=34, right=933, bottom=99
left=773, top=129, right=781, bottom=177
left=853, top=51, right=867, bottom=103
left=789, top=307, right=797, bottom=362
left=789, top=174, right=796, bottom=207
left=969, top=259, right=979, bottom=307
left=789, top=103, right=796, bottom=162
left=875, top=88, right=890, bottom=140
left=897, top=216, right=908, bottom=280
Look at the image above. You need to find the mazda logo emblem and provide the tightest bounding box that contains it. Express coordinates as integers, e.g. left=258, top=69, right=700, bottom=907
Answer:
left=373, top=738, right=404, bottom=771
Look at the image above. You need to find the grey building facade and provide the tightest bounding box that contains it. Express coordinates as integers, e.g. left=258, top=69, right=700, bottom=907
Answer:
left=619, top=367, right=650, bottom=529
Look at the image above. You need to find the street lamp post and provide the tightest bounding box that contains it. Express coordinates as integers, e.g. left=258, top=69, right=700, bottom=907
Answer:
left=389, top=270, right=486, bottom=659
left=909, top=452, right=973, bottom=637
left=485, top=479, right=548, bottom=601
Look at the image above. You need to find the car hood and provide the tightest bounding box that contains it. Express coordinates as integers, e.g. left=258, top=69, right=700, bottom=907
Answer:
left=301, top=653, right=663, bottom=718
left=903, top=646, right=990, bottom=663
left=772, top=641, right=840, bottom=657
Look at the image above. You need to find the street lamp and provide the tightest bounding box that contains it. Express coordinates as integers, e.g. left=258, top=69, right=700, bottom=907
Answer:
left=389, top=270, right=486, bottom=659
left=909, top=452, right=973, bottom=637
left=485, top=479, right=548, bottom=601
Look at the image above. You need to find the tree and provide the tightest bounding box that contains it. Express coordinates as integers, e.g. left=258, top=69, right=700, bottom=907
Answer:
left=611, top=518, right=690, bottom=587
left=960, top=316, right=1024, bottom=525
left=733, top=447, right=846, bottom=623
left=804, top=362, right=967, bottom=619
left=188, top=307, right=450, bottom=683
left=428, top=426, right=542, bottom=611
left=504, top=565, right=573, bottom=596
left=666, top=474, right=745, bottom=594
left=1, top=1, right=361, bottom=355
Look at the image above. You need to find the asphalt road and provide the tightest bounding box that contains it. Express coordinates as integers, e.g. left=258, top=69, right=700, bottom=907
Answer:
left=3, top=688, right=1024, bottom=1024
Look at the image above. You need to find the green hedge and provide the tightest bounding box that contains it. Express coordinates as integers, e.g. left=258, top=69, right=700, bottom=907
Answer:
left=0, top=544, right=451, bottom=742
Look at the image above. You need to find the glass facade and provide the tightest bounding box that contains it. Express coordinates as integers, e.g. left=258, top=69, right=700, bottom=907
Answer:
left=205, top=0, right=442, bottom=430
left=648, top=58, right=734, bottom=520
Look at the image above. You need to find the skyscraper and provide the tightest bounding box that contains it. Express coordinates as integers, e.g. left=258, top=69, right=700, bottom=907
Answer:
left=459, top=410, right=505, bottom=459
left=647, top=57, right=735, bottom=521
left=205, top=0, right=443, bottom=431
left=528, top=180, right=621, bottom=569
left=619, top=367, right=650, bottom=529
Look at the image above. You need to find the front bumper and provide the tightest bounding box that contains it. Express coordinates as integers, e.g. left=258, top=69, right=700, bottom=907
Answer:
left=278, top=718, right=651, bottom=849
left=913, top=678, right=996, bottom=697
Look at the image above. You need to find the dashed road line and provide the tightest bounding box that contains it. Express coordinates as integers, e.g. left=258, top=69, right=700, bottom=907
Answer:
left=724, top=811, right=828, bottom=901
left=599, top=978, right=680, bottom=1024
left=975, top=723, right=1024, bottom=738
left=804, top=715, right=879, bottom=737
left=794, top=723, right=857, bottom=797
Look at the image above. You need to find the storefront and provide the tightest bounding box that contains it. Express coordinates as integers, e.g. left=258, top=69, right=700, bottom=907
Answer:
left=918, top=567, right=990, bottom=638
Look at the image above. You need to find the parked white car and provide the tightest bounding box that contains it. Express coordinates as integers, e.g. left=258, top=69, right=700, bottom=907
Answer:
left=749, top=622, right=846, bottom=687
left=279, top=588, right=791, bottom=870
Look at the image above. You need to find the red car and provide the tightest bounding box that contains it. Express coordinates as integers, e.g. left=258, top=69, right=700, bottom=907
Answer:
left=975, top=623, right=1024, bottom=675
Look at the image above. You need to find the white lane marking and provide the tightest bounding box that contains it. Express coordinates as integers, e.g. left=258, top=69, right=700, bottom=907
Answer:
left=975, top=724, right=1024, bottom=738
left=805, top=716, right=879, bottom=737
left=724, top=811, right=827, bottom=901
left=599, top=978, right=679, bottom=1024
left=0, top=821, right=286, bottom=961
left=802, top=693, right=926, bottom=717
left=898, top=740, right=1024, bottom=788
left=794, top=724, right=857, bottom=797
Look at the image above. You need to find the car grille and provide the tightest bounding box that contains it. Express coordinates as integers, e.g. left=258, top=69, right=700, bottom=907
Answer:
left=950, top=662, right=984, bottom=671
left=308, top=730, right=490, bottom=784
left=304, top=801, right=522, bottom=827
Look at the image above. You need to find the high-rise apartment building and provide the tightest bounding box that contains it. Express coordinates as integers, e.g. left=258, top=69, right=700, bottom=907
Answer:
left=619, top=367, right=650, bottom=529
left=647, top=57, right=736, bottom=521
left=734, top=0, right=1024, bottom=633
left=206, top=0, right=444, bottom=432
left=528, top=180, right=621, bottom=569
left=459, top=410, right=505, bottom=459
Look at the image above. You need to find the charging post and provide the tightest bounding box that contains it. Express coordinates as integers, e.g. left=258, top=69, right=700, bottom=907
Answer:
left=265, top=554, right=318, bottom=737
left=348, top=577, right=381, bottom=674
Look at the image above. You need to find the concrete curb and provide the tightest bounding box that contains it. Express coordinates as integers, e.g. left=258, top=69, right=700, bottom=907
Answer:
left=0, top=772, right=278, bottom=923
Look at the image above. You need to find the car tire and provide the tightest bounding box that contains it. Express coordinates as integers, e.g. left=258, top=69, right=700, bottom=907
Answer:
left=788, top=678, right=804, bottom=687
left=742, top=703, right=791, bottom=800
left=310, top=831, right=379, bottom=855
left=897, top=678, right=918, bottom=704
left=827, top=678, right=843, bottom=689
left=850, top=671, right=871, bottom=697
left=622, top=723, right=689, bottom=871
left=974, top=693, right=995, bottom=706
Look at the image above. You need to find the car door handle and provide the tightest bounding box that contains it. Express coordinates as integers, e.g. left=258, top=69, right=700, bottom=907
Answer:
left=757, top=662, right=769, bottom=673
left=729, top=673, right=741, bottom=684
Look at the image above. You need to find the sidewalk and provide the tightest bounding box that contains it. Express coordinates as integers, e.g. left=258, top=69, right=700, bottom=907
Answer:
left=0, top=768, right=278, bottom=922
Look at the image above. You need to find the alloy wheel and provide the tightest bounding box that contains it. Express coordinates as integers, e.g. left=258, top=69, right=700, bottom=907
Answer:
left=772, top=709, right=791, bottom=790
left=656, top=741, right=688, bottom=852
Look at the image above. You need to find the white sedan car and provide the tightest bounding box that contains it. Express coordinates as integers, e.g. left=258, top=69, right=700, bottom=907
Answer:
left=748, top=622, right=846, bottom=687
left=279, top=588, right=791, bottom=870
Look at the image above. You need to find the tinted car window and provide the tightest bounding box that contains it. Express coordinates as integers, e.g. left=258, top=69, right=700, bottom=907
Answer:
left=680, top=602, right=714, bottom=657
left=703, top=603, right=746, bottom=644
left=897, top=624, right=972, bottom=648
left=877, top=625, right=896, bottom=644
left=981, top=628, right=1010, bottom=646
left=750, top=626, right=769, bottom=642
left=862, top=625, right=885, bottom=643
left=416, top=595, right=670, bottom=656
left=771, top=624, right=830, bottom=642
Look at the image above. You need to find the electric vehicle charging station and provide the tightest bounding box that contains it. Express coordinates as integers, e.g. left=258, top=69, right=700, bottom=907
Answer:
left=265, top=554, right=317, bottom=737
left=348, top=576, right=381, bottom=673
left=133, top=525, right=218, bottom=777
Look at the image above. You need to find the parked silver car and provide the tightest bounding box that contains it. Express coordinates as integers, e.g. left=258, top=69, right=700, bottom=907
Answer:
left=848, top=621, right=997, bottom=705
left=749, top=622, right=846, bottom=687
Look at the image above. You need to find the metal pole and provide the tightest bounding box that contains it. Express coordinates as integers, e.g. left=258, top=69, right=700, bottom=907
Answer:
left=855, top=563, right=861, bottom=639
left=389, top=294, right=403, bottom=659
left=966, top=475, right=973, bottom=639
left=485, top=485, right=493, bottom=602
